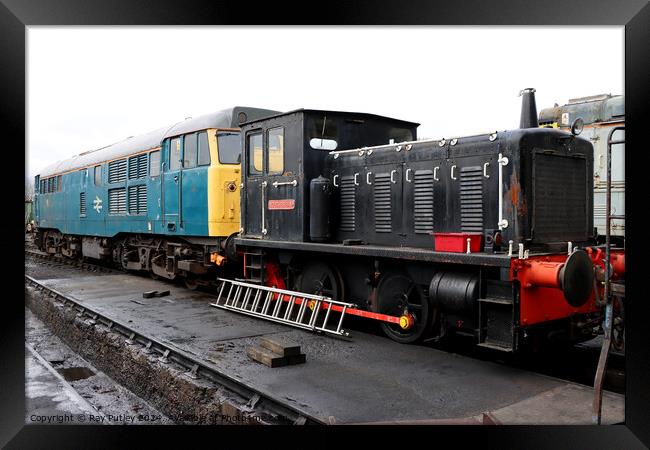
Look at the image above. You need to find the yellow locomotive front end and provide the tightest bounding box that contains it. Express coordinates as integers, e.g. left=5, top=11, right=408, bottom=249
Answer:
left=207, top=128, right=243, bottom=238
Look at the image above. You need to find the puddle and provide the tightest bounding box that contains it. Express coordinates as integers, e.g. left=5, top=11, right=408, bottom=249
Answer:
left=57, top=366, right=95, bottom=381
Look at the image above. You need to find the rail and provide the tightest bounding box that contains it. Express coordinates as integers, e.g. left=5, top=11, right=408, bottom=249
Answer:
left=24, top=274, right=325, bottom=425
left=25, top=249, right=117, bottom=274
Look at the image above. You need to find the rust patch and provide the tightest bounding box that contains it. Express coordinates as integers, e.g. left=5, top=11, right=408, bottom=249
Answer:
left=507, top=173, right=527, bottom=216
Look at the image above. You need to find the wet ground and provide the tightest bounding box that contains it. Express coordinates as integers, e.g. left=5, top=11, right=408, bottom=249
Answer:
left=25, top=256, right=625, bottom=425
left=25, top=308, right=172, bottom=425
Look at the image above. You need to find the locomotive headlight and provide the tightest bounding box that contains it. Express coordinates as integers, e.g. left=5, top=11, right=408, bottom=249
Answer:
left=570, top=117, right=584, bottom=136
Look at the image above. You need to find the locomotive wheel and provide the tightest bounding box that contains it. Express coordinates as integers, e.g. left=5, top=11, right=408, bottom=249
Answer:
left=183, top=276, right=199, bottom=290
left=376, top=272, right=430, bottom=343
left=113, top=243, right=124, bottom=270
left=118, top=242, right=131, bottom=271
left=295, top=261, right=344, bottom=301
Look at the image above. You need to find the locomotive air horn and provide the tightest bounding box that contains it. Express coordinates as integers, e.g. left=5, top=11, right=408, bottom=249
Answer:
left=519, top=88, right=539, bottom=129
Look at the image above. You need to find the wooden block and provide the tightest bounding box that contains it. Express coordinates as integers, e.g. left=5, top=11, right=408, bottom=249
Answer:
left=246, top=346, right=288, bottom=368
left=143, top=291, right=157, bottom=298
left=258, top=337, right=301, bottom=356
left=287, top=353, right=306, bottom=365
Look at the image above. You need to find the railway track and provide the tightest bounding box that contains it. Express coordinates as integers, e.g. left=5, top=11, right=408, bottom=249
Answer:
left=24, top=273, right=324, bottom=425
left=25, top=248, right=119, bottom=274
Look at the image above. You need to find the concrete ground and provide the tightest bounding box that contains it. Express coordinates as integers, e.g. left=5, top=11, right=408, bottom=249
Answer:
left=25, top=307, right=172, bottom=425
left=25, top=344, right=97, bottom=425
left=25, top=259, right=624, bottom=425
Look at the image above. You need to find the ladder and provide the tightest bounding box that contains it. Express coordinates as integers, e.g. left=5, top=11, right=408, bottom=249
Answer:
left=210, top=278, right=355, bottom=338
left=592, top=125, right=625, bottom=424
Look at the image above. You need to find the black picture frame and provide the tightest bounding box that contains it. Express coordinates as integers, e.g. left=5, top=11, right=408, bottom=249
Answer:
left=3, top=1, right=649, bottom=448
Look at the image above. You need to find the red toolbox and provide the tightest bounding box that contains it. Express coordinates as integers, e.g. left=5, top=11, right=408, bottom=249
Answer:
left=433, top=232, right=483, bottom=253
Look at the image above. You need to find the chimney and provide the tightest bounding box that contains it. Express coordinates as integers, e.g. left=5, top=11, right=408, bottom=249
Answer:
left=519, top=88, right=538, bottom=129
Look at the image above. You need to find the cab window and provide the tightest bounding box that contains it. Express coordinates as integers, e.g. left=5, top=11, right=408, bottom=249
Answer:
left=183, top=133, right=198, bottom=169
left=94, top=165, right=101, bottom=186
left=169, top=137, right=182, bottom=171
left=217, top=132, right=240, bottom=164
left=267, top=127, right=284, bottom=175
left=150, top=150, right=161, bottom=176
left=247, top=132, right=263, bottom=176
left=389, top=127, right=414, bottom=143
left=198, top=131, right=210, bottom=166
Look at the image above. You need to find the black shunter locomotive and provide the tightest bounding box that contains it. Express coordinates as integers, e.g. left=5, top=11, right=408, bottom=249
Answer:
left=231, top=89, right=624, bottom=352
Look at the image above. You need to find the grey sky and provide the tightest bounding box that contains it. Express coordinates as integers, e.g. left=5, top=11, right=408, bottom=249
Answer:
left=27, top=26, right=623, bottom=179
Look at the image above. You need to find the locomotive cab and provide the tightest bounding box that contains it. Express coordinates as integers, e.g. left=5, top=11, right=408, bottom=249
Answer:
left=159, top=125, right=242, bottom=238
left=158, top=106, right=279, bottom=239
left=239, top=110, right=419, bottom=242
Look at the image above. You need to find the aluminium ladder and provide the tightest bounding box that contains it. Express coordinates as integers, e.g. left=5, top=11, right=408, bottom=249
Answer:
left=210, top=278, right=355, bottom=338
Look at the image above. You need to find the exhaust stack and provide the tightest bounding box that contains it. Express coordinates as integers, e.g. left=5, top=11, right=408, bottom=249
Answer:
left=519, top=88, right=538, bottom=129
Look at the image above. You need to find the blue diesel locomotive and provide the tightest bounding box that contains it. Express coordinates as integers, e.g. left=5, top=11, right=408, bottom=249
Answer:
left=33, top=107, right=278, bottom=288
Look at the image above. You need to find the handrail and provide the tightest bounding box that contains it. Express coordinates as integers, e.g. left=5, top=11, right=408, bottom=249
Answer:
left=593, top=125, right=625, bottom=424
left=497, top=153, right=509, bottom=230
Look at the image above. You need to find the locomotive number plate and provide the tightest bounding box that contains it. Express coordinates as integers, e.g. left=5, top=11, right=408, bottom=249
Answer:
left=268, top=199, right=295, bottom=210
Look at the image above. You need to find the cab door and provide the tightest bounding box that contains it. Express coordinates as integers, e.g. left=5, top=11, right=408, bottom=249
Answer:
left=163, top=136, right=182, bottom=232
left=33, top=175, right=40, bottom=224
left=264, top=126, right=302, bottom=241
left=243, top=130, right=264, bottom=237
left=243, top=126, right=301, bottom=241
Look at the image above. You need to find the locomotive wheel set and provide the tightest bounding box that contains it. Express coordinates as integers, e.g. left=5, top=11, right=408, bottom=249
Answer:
left=33, top=90, right=625, bottom=352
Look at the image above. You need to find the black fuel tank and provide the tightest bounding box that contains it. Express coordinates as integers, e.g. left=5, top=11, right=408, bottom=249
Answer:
left=429, top=271, right=479, bottom=315
left=310, top=175, right=333, bottom=242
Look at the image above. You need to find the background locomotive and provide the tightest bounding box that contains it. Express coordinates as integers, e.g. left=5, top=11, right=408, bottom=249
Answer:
left=539, top=94, right=625, bottom=246
left=233, top=89, right=624, bottom=351
left=33, top=106, right=278, bottom=288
